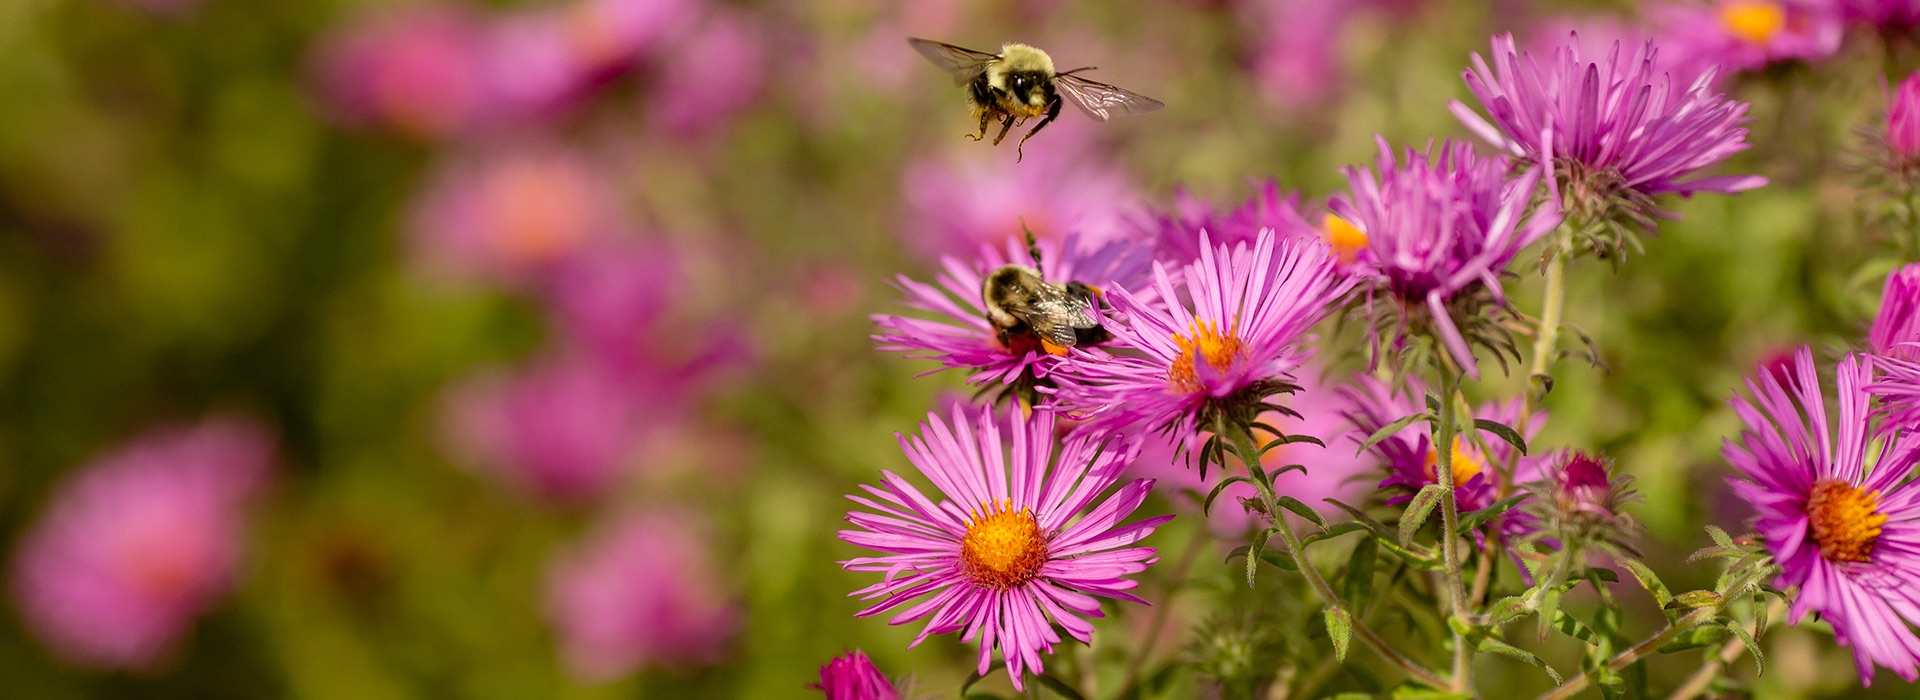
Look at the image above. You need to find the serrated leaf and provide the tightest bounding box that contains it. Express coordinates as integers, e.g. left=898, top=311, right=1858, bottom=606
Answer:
left=1325, top=606, right=1354, bottom=662
left=1276, top=495, right=1329, bottom=527
left=1706, top=525, right=1734, bottom=548
left=1399, top=484, right=1448, bottom=544
left=1472, top=418, right=1529, bottom=455
left=1343, top=538, right=1379, bottom=612
left=1656, top=625, right=1726, bottom=653
left=1722, top=621, right=1765, bottom=676
left=1034, top=673, right=1088, bottom=700
left=1619, top=557, right=1673, bottom=606
left=1203, top=475, right=1254, bottom=516
left=1688, top=545, right=1744, bottom=563
left=1356, top=412, right=1428, bottom=456
left=1667, top=590, right=1723, bottom=611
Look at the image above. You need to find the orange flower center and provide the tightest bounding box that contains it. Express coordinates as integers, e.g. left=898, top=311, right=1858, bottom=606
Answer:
left=1169, top=320, right=1242, bottom=394
left=1320, top=213, right=1369, bottom=266
left=1423, top=436, right=1485, bottom=487
left=960, top=499, right=1048, bottom=589
left=1807, top=479, right=1887, bottom=563
left=1720, top=0, right=1786, bottom=45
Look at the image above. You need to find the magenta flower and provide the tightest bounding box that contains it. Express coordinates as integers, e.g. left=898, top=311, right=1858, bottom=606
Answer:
left=541, top=240, right=753, bottom=386
left=1138, top=181, right=1324, bottom=266
left=479, top=9, right=597, bottom=122
left=1652, top=0, right=1842, bottom=79
left=872, top=232, right=1151, bottom=392
left=409, top=144, right=623, bottom=287
left=439, top=358, right=666, bottom=502
left=1726, top=348, right=1920, bottom=684
left=1872, top=264, right=1920, bottom=361
left=646, top=8, right=768, bottom=139
left=902, top=130, right=1141, bottom=260
left=1051, top=230, right=1353, bottom=443
left=839, top=405, right=1170, bottom=690
left=564, top=0, right=701, bottom=75
left=10, top=417, right=274, bottom=668
left=1341, top=374, right=1543, bottom=540
left=1243, top=0, right=1358, bottom=110
left=1330, top=139, right=1560, bottom=376
left=1453, top=32, right=1765, bottom=220
left=812, top=650, right=900, bottom=700
left=1833, top=0, right=1920, bottom=30
left=1889, top=73, right=1920, bottom=170
left=311, top=6, right=491, bottom=140
left=545, top=510, right=738, bottom=681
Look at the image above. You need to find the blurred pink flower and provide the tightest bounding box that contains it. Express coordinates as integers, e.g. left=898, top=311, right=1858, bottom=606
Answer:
left=565, top=0, right=701, bottom=75
left=812, top=649, right=900, bottom=699
left=481, top=10, right=596, bottom=122
left=1889, top=72, right=1920, bottom=168
left=440, top=358, right=662, bottom=503
left=902, top=130, right=1141, bottom=260
left=10, top=417, right=274, bottom=669
left=1652, top=0, right=1843, bottom=80
left=409, top=144, right=623, bottom=287
left=1831, top=0, right=1920, bottom=30
left=545, top=511, right=737, bottom=681
left=313, top=6, right=491, bottom=140
left=1872, top=263, right=1920, bottom=361
left=541, top=241, right=755, bottom=387
left=647, top=8, right=769, bottom=139
left=1244, top=0, right=1356, bottom=109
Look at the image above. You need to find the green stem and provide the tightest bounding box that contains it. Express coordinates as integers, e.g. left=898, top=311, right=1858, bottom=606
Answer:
left=1226, top=428, right=1450, bottom=691
left=1529, top=243, right=1569, bottom=392
left=1536, top=608, right=1720, bottom=700
left=1665, top=598, right=1786, bottom=700
left=1431, top=361, right=1471, bottom=692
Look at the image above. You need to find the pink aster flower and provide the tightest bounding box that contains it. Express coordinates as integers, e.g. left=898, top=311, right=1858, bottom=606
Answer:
left=564, top=0, right=701, bottom=75
left=479, top=9, right=597, bottom=122
left=1138, top=181, right=1325, bottom=266
left=872, top=232, right=1151, bottom=394
left=839, top=405, right=1171, bottom=691
left=1341, top=374, right=1543, bottom=541
left=409, top=144, right=623, bottom=288
left=1832, top=0, right=1920, bottom=30
left=1889, top=73, right=1920, bottom=171
left=1452, top=32, right=1765, bottom=224
left=1726, top=348, right=1920, bottom=684
left=1244, top=0, right=1358, bottom=110
left=541, top=240, right=753, bottom=386
left=811, top=650, right=900, bottom=700
left=545, top=510, right=738, bottom=681
left=1051, top=230, right=1353, bottom=444
left=439, top=358, right=665, bottom=503
left=1652, top=0, right=1843, bottom=80
left=11, top=417, right=274, bottom=669
left=902, top=129, right=1141, bottom=260
left=311, top=6, right=491, bottom=140
left=1330, top=139, right=1560, bottom=377
left=1872, top=264, right=1920, bottom=361
left=646, top=8, right=769, bottom=139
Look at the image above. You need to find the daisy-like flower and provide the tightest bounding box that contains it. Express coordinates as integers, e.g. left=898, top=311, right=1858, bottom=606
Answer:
left=1885, top=73, right=1920, bottom=180
left=838, top=405, right=1170, bottom=690
left=812, top=650, right=901, bottom=700
left=871, top=232, right=1151, bottom=396
left=1451, top=33, right=1764, bottom=250
left=1138, top=181, right=1325, bottom=266
left=1341, top=373, right=1544, bottom=541
left=544, top=510, right=738, bottom=681
left=1050, top=229, right=1353, bottom=446
left=1330, top=139, right=1560, bottom=377
left=1726, top=348, right=1920, bottom=684
left=1871, top=264, right=1920, bottom=361
left=1651, top=0, right=1842, bottom=80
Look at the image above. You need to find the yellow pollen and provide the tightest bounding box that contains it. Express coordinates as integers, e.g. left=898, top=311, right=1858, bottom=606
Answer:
left=1169, top=320, right=1243, bottom=394
left=1807, top=480, right=1888, bottom=563
left=960, top=499, right=1048, bottom=589
left=1423, top=436, right=1485, bottom=487
left=1720, top=0, right=1786, bottom=45
left=1320, top=214, right=1369, bottom=266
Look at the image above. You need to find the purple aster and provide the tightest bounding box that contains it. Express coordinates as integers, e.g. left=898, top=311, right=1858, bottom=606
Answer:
left=310, top=6, right=491, bottom=140
left=811, top=650, right=900, bottom=700
left=1136, top=180, right=1323, bottom=266
left=1330, top=139, right=1560, bottom=377
left=1889, top=73, right=1920, bottom=174
left=439, top=358, right=663, bottom=502
left=871, top=232, right=1151, bottom=394
left=1524, top=451, right=1639, bottom=549
left=838, top=404, right=1170, bottom=691
left=1050, top=230, right=1353, bottom=445
left=1726, top=348, right=1920, bottom=684
left=408, top=143, right=625, bottom=288
left=1651, top=0, right=1843, bottom=80
left=544, top=510, right=738, bottom=681
left=1451, top=33, right=1764, bottom=235
left=11, top=417, right=274, bottom=669
left=645, top=7, right=768, bottom=140
left=1832, top=0, right=1920, bottom=31
left=1872, top=264, right=1920, bottom=361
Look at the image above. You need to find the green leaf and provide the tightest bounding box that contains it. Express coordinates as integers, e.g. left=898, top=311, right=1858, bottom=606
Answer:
left=1472, top=418, right=1529, bottom=455
left=1487, top=595, right=1533, bottom=625
left=1656, top=625, right=1727, bottom=653
left=1325, top=606, right=1354, bottom=662
left=1474, top=636, right=1563, bottom=684
left=1456, top=493, right=1529, bottom=535
left=1399, top=484, right=1449, bottom=545
left=1247, top=530, right=1269, bottom=588
left=1549, top=609, right=1600, bottom=644
left=1034, top=673, right=1088, bottom=700
left=1276, top=495, right=1328, bottom=527
left=1356, top=412, right=1428, bottom=456
left=1619, top=557, right=1673, bottom=607
left=1266, top=463, right=1308, bottom=480
left=1706, top=525, right=1734, bottom=548
left=1303, top=521, right=1368, bottom=547
left=962, top=665, right=1003, bottom=696
left=1722, top=621, right=1765, bottom=676
left=1343, top=538, right=1379, bottom=612
left=1203, top=475, right=1254, bottom=516
left=1325, top=498, right=1390, bottom=533
left=1370, top=532, right=1444, bottom=570
left=1666, top=590, right=1723, bottom=611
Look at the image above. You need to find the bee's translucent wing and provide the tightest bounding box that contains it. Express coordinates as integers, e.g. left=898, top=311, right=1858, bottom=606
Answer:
left=908, top=38, right=998, bottom=86
left=1055, top=73, right=1165, bottom=122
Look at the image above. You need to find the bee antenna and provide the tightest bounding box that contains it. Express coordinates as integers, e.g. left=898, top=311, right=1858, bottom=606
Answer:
left=1022, top=220, right=1044, bottom=272
left=1059, top=66, right=1098, bottom=77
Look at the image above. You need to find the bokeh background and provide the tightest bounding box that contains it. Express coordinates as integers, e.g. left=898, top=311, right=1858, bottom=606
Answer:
left=0, top=0, right=1910, bottom=696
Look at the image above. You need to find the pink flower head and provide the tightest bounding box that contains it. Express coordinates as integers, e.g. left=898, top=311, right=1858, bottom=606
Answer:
left=1872, top=264, right=1920, bottom=361
left=564, top=0, right=700, bottom=75
left=439, top=358, right=664, bottom=503
left=1652, top=0, right=1843, bottom=79
left=812, top=650, right=900, bottom=700
left=1726, top=348, right=1920, bottom=684
left=1139, top=181, right=1324, bottom=266
left=545, top=511, right=738, bottom=681
left=541, top=240, right=752, bottom=390
left=1341, top=374, right=1544, bottom=541
left=409, top=144, right=622, bottom=287
left=1051, top=230, right=1354, bottom=444
left=646, top=8, right=769, bottom=139
left=312, top=6, right=491, bottom=140
left=11, top=417, right=274, bottom=668
left=1244, top=0, right=1358, bottom=109
left=480, top=9, right=597, bottom=122
left=839, top=405, right=1170, bottom=691
left=1834, top=0, right=1920, bottom=30
left=1452, top=32, right=1765, bottom=212
left=872, top=232, right=1151, bottom=392
left=1889, top=73, right=1920, bottom=169
left=1330, top=138, right=1560, bottom=377
left=902, top=131, right=1141, bottom=261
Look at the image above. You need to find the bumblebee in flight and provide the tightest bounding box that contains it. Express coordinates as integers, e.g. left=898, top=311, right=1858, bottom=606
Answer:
left=908, top=38, right=1164, bottom=160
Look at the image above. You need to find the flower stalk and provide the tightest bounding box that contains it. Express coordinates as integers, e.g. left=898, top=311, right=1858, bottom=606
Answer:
left=1430, top=357, right=1473, bottom=691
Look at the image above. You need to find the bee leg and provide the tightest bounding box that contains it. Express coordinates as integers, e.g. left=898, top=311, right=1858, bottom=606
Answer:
left=990, top=113, right=1016, bottom=146
left=1014, top=98, right=1063, bottom=163
left=966, top=110, right=991, bottom=141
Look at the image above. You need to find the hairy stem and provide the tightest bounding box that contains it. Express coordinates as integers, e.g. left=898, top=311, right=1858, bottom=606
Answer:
left=1536, top=608, right=1720, bottom=700
left=1432, top=361, right=1472, bottom=691
left=1665, top=598, right=1786, bottom=700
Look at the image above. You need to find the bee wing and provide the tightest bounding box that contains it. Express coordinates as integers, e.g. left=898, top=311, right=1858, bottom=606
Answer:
left=1015, top=305, right=1085, bottom=349
left=908, top=38, right=998, bottom=86
left=1055, top=73, right=1165, bottom=122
